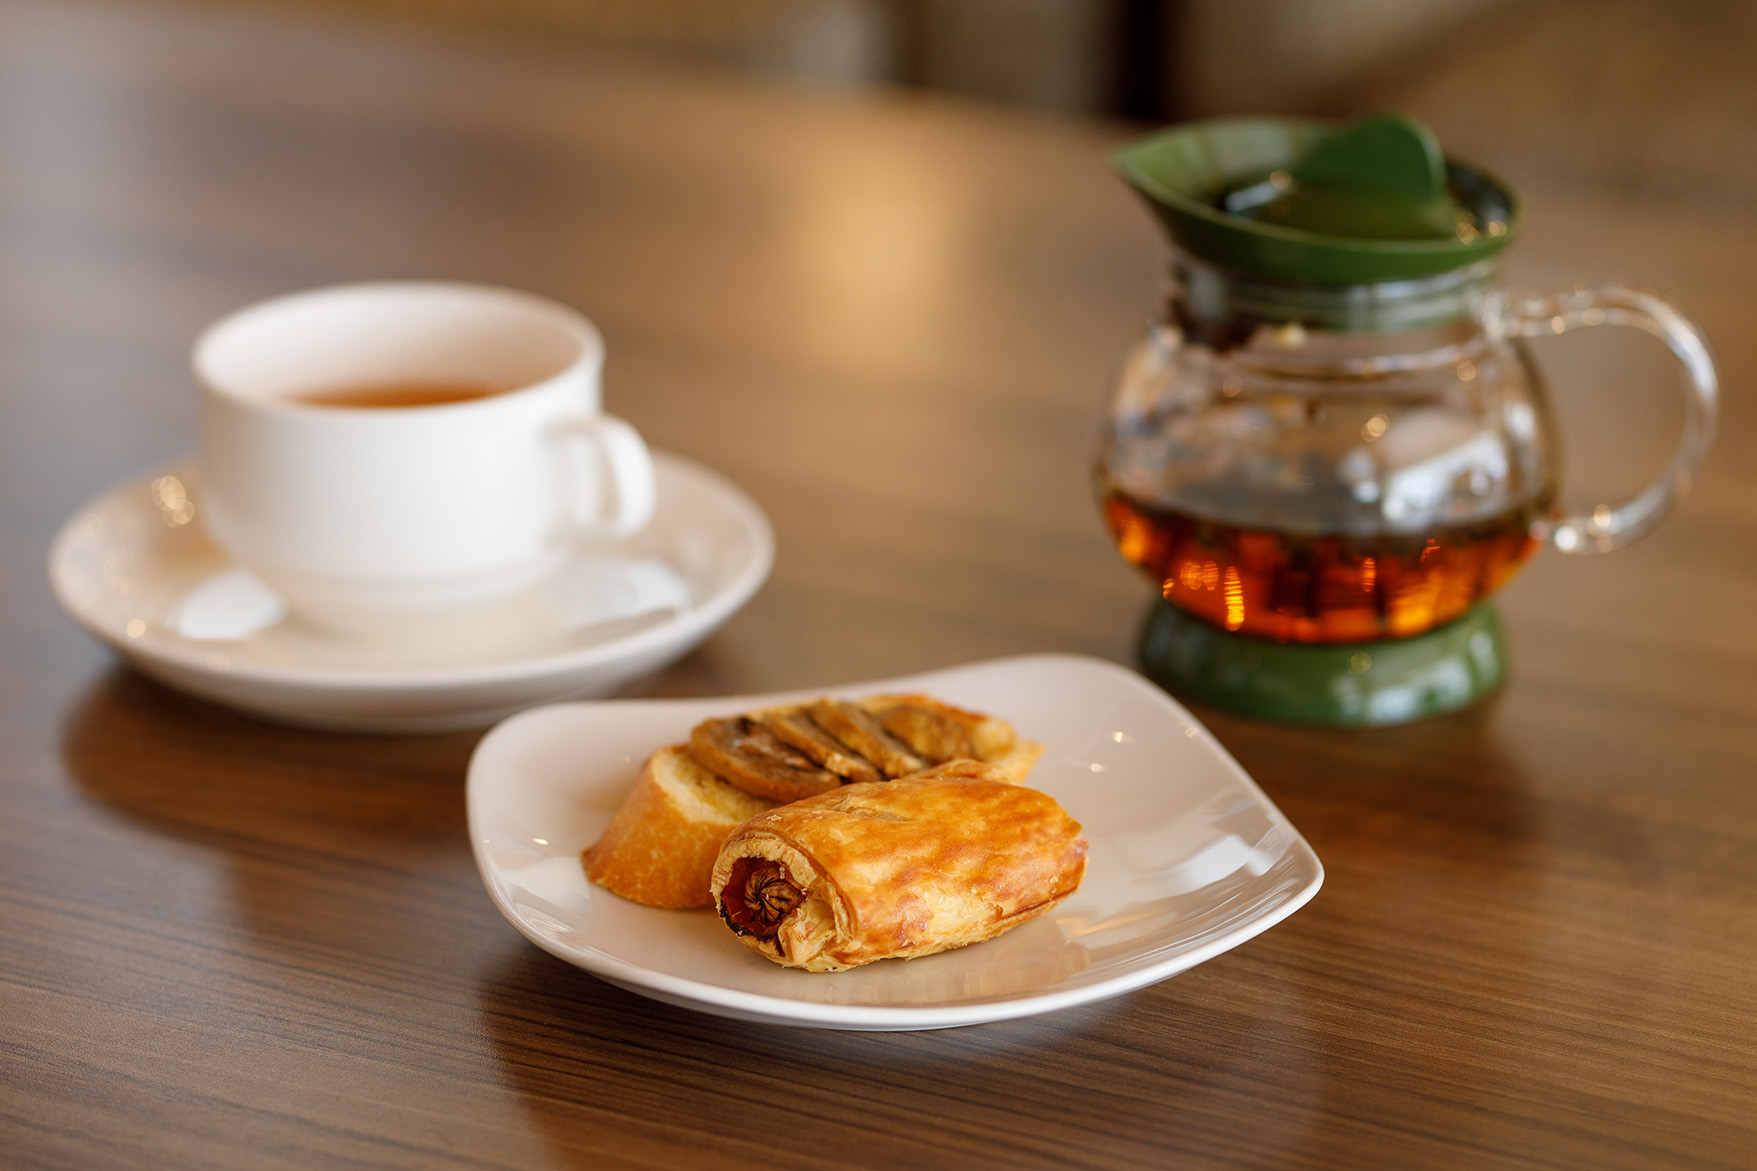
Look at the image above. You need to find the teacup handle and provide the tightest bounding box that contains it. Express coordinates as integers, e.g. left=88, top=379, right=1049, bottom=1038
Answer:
left=551, top=415, right=656, bottom=540
left=1492, top=285, right=1718, bottom=555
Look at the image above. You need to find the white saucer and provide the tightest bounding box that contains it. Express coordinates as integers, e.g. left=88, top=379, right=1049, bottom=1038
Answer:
left=49, top=451, right=775, bottom=732
left=468, top=655, right=1324, bottom=1030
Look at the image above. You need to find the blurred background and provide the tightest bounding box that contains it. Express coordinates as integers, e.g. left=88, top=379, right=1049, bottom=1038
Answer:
left=184, top=0, right=1757, bottom=213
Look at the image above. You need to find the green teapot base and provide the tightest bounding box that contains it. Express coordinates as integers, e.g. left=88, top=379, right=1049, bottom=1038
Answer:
left=1137, top=599, right=1507, bottom=726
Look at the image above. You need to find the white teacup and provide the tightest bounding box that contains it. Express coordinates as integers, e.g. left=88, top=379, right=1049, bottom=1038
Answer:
left=195, top=281, right=655, bottom=635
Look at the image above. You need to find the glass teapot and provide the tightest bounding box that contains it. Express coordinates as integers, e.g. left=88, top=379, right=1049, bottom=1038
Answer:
left=1097, top=115, right=1717, bottom=722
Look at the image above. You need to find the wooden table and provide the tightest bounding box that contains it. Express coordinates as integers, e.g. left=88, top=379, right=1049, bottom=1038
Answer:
left=4, top=1, right=1754, bottom=1166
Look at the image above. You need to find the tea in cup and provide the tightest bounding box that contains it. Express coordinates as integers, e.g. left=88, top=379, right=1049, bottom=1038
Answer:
left=195, top=281, right=655, bottom=635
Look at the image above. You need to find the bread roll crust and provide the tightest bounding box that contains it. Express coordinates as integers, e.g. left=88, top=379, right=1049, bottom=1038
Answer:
left=583, top=745, right=775, bottom=908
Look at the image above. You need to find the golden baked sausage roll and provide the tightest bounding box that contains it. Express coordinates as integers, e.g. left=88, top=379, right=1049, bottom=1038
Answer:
left=709, top=761, right=1087, bottom=971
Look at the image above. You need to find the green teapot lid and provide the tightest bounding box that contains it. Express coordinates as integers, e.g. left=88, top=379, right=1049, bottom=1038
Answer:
left=1113, top=114, right=1521, bottom=284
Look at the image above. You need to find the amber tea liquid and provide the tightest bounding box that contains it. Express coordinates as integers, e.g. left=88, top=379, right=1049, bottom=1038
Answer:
left=288, top=381, right=510, bottom=409
left=1103, top=489, right=1549, bottom=644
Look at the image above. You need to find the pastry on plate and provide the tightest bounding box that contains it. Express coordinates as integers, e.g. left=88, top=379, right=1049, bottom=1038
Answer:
left=583, top=693, right=1047, bottom=909
left=709, top=760, right=1088, bottom=971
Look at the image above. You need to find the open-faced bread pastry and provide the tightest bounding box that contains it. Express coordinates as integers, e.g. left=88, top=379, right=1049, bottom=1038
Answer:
left=697, top=693, right=1044, bottom=799
left=856, top=693, right=1044, bottom=783
left=688, top=717, right=840, bottom=802
left=582, top=745, right=776, bottom=908
left=709, top=761, right=1087, bottom=971
left=760, top=708, right=883, bottom=783
left=583, top=692, right=1048, bottom=910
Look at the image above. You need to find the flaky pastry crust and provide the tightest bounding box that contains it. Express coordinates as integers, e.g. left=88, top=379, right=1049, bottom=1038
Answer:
left=709, top=761, right=1087, bottom=971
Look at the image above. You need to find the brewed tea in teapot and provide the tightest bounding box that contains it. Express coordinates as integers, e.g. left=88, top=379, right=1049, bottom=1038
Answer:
left=1099, top=115, right=1717, bottom=723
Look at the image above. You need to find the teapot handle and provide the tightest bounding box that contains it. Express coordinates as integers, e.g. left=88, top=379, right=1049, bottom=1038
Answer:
left=1491, top=286, right=1718, bottom=555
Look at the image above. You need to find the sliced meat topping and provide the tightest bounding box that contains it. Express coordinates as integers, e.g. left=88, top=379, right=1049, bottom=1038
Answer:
left=689, top=717, right=840, bottom=802
left=719, top=857, right=804, bottom=940
left=762, top=708, right=883, bottom=784
left=808, top=699, right=923, bottom=778
left=877, top=703, right=976, bottom=764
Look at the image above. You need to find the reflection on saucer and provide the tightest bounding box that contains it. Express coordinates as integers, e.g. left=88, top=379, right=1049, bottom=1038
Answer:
left=539, top=556, right=692, bottom=637
left=49, top=451, right=774, bottom=732
left=166, top=555, right=692, bottom=657
left=166, top=568, right=288, bottom=641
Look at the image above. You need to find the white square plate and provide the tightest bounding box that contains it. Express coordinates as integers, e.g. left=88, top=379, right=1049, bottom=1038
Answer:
left=467, top=654, right=1323, bottom=1030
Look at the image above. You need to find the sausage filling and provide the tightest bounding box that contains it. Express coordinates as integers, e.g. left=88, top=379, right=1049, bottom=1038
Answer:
left=720, top=858, right=805, bottom=940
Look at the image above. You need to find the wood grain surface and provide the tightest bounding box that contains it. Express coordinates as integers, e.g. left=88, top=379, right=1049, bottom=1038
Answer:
left=3, top=1, right=1754, bottom=1167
